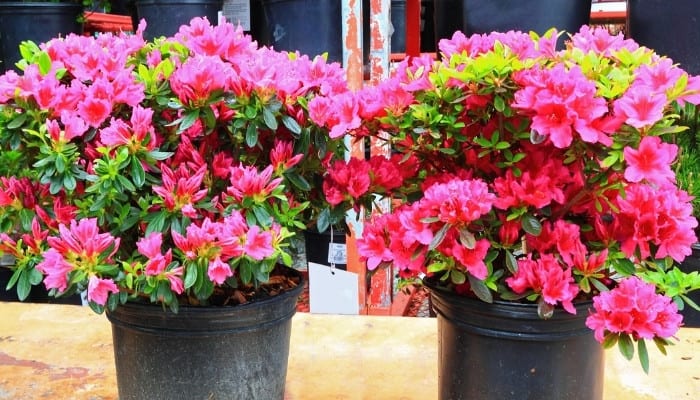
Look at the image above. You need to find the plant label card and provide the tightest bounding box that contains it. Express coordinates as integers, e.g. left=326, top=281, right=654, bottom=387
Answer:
left=221, top=0, right=250, bottom=31
left=308, top=262, right=359, bottom=315
left=327, top=242, right=347, bottom=265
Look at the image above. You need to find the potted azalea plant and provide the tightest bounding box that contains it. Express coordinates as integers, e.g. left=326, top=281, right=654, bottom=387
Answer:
left=0, top=17, right=348, bottom=400
left=315, top=26, right=700, bottom=399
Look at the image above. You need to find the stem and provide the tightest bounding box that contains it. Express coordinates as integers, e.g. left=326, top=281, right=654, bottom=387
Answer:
left=551, top=184, right=592, bottom=221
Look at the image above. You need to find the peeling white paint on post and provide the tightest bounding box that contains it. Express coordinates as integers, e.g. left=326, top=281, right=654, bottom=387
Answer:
left=368, top=0, right=391, bottom=85
left=341, top=0, right=395, bottom=314
left=341, top=0, right=364, bottom=91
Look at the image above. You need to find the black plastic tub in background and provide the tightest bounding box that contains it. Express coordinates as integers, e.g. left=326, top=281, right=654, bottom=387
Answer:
left=259, top=0, right=343, bottom=63
left=134, top=0, right=223, bottom=40
left=0, top=2, right=83, bottom=72
left=628, top=0, right=700, bottom=76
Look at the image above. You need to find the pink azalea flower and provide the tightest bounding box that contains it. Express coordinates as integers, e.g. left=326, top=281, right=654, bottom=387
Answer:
left=47, top=218, right=120, bottom=262
left=244, top=225, right=274, bottom=260
left=166, top=267, right=185, bottom=294
left=36, top=248, right=73, bottom=292
left=207, top=256, right=233, bottom=285
left=586, top=277, right=683, bottom=342
left=357, top=214, right=394, bottom=270
left=137, top=232, right=164, bottom=258
left=170, top=54, right=235, bottom=105
left=422, top=178, right=495, bottom=226
left=152, top=165, right=208, bottom=217
left=227, top=164, right=282, bottom=204
left=614, top=86, right=667, bottom=129
left=615, top=183, right=698, bottom=262
left=87, top=275, right=119, bottom=306
left=570, top=25, right=639, bottom=55
left=506, top=255, right=580, bottom=314
left=448, top=238, right=490, bottom=280
left=270, top=140, right=303, bottom=174
left=624, top=136, right=677, bottom=186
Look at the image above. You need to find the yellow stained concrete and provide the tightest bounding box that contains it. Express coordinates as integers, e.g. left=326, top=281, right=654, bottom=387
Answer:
left=0, top=302, right=697, bottom=400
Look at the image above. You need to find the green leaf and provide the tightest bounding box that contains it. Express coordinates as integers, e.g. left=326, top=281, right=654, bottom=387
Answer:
left=184, top=263, right=197, bottom=289
left=613, top=258, right=636, bottom=276
left=281, top=115, right=302, bottom=135
left=280, top=251, right=293, bottom=267
left=245, top=124, right=259, bottom=148
left=62, top=174, right=77, bottom=192
left=262, top=107, right=278, bottom=130
left=521, top=214, right=542, bottom=236
left=148, top=151, right=174, bottom=161
left=590, top=277, right=610, bottom=293
left=638, top=339, right=650, bottom=374
left=493, top=95, right=505, bottom=112
left=117, top=174, right=136, bottom=192
left=201, top=106, right=217, bottom=131
left=429, top=223, right=451, bottom=251
left=468, top=273, right=493, bottom=303
left=316, top=208, right=331, bottom=233
left=28, top=267, right=43, bottom=285
left=450, top=269, right=466, bottom=285
left=505, top=250, right=518, bottom=274
left=252, top=205, right=271, bottom=227
left=602, top=333, right=618, bottom=349
left=146, top=211, right=167, bottom=235
left=179, top=110, right=199, bottom=132
left=618, top=334, right=635, bottom=361
left=37, top=51, right=52, bottom=75
left=7, top=114, right=27, bottom=129
left=653, top=337, right=669, bottom=356
left=427, top=262, right=447, bottom=273
left=16, top=272, right=31, bottom=301
left=55, top=155, right=66, bottom=173
left=131, top=157, right=146, bottom=187
left=285, top=171, right=311, bottom=191
left=458, top=228, right=476, bottom=249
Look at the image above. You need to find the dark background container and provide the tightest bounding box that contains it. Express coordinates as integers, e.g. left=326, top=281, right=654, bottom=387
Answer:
left=628, top=0, right=700, bottom=75
left=0, top=2, right=83, bottom=72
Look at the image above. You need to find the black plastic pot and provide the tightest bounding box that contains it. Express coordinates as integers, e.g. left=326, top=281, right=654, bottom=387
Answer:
left=628, top=0, right=700, bottom=75
left=135, top=0, right=223, bottom=40
left=304, top=228, right=347, bottom=270
left=433, top=0, right=462, bottom=52
left=425, top=278, right=604, bottom=400
left=259, top=0, right=342, bottom=63
left=433, top=0, right=591, bottom=52
left=106, top=269, right=303, bottom=400
left=0, top=2, right=83, bottom=72
left=0, top=267, right=22, bottom=302
left=0, top=257, right=83, bottom=305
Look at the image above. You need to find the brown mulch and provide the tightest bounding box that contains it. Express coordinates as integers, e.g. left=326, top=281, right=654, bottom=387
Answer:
left=296, top=270, right=310, bottom=313
left=403, top=285, right=431, bottom=317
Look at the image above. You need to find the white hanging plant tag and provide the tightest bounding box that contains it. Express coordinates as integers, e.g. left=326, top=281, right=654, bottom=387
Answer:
left=308, top=262, right=359, bottom=315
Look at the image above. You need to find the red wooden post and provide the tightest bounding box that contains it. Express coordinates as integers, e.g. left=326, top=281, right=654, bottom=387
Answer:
left=342, top=0, right=395, bottom=315
left=405, top=0, right=421, bottom=57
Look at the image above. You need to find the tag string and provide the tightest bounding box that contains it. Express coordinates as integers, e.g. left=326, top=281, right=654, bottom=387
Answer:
left=329, top=225, right=336, bottom=271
